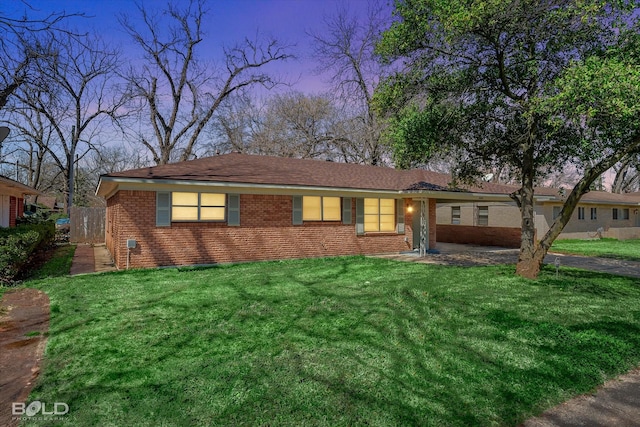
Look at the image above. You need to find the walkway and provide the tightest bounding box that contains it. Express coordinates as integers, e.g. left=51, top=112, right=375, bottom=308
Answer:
left=69, top=244, right=117, bottom=275
left=0, top=289, right=49, bottom=427
left=522, top=367, right=640, bottom=426
left=548, top=251, right=640, bottom=279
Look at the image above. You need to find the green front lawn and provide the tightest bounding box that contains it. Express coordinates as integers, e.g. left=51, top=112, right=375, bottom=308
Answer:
left=22, top=257, right=640, bottom=426
left=551, top=238, right=640, bottom=261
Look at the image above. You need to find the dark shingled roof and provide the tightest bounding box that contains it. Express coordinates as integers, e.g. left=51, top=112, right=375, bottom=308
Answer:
left=100, top=153, right=640, bottom=205
left=0, top=175, right=41, bottom=197
left=102, top=152, right=515, bottom=194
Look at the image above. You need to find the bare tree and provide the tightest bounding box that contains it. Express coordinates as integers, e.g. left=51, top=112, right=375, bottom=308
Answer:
left=88, top=145, right=149, bottom=176
left=0, top=102, right=54, bottom=188
left=12, top=32, right=123, bottom=212
left=611, top=157, right=640, bottom=193
left=0, top=3, right=85, bottom=111
left=209, top=92, right=353, bottom=160
left=309, top=2, right=390, bottom=165
left=253, top=92, right=345, bottom=158
left=207, top=91, right=257, bottom=154
left=119, top=0, right=291, bottom=165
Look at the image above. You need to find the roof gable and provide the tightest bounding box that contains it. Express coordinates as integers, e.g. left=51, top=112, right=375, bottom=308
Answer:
left=99, top=153, right=640, bottom=207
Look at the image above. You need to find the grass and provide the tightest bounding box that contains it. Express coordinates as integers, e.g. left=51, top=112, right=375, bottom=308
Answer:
left=19, top=256, right=640, bottom=426
left=25, top=244, right=76, bottom=281
left=551, top=238, right=640, bottom=261
left=0, top=244, right=75, bottom=302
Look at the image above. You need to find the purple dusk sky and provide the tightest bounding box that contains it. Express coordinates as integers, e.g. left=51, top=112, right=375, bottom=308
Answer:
left=12, top=0, right=393, bottom=95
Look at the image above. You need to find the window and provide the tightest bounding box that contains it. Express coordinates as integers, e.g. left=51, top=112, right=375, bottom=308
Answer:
left=172, top=192, right=225, bottom=221
left=477, top=206, right=489, bottom=226
left=553, top=206, right=561, bottom=220
left=302, top=196, right=341, bottom=221
left=590, top=207, right=597, bottom=220
left=364, top=198, right=395, bottom=232
left=578, top=207, right=585, bottom=220
left=613, top=208, right=619, bottom=220
left=451, top=206, right=461, bottom=224
left=623, top=208, right=630, bottom=220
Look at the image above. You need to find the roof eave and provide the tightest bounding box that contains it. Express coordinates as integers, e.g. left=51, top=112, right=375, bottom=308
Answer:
left=0, top=177, right=41, bottom=198
left=538, top=198, right=640, bottom=206
left=96, top=176, right=407, bottom=198
left=97, top=176, right=522, bottom=200
left=404, top=189, right=516, bottom=202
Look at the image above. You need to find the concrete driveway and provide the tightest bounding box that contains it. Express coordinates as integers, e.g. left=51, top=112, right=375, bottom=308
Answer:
left=376, top=242, right=640, bottom=279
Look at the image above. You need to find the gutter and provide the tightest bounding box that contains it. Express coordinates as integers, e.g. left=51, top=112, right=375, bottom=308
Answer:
left=96, top=176, right=526, bottom=202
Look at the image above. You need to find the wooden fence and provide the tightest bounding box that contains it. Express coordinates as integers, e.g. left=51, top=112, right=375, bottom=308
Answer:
left=70, top=206, right=105, bottom=244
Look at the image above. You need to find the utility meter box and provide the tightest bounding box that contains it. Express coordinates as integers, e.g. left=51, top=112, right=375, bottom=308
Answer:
left=126, top=239, right=137, bottom=249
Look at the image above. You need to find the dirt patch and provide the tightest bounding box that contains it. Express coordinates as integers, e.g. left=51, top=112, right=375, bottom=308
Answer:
left=0, top=289, right=50, bottom=427
left=423, top=250, right=519, bottom=266
left=377, top=250, right=520, bottom=267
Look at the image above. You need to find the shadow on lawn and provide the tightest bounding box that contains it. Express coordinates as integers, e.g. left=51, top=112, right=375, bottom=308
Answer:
left=536, top=265, right=640, bottom=297
left=33, top=259, right=640, bottom=426
left=276, top=263, right=640, bottom=425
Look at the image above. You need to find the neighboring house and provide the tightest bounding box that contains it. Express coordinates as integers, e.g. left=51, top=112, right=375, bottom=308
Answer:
left=24, top=195, right=64, bottom=213
left=0, top=176, right=40, bottom=228
left=437, top=189, right=640, bottom=242
left=96, top=153, right=518, bottom=269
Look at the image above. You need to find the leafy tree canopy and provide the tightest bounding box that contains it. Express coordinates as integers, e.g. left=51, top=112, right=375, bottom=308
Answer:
left=375, top=0, right=640, bottom=278
left=377, top=0, right=638, bottom=177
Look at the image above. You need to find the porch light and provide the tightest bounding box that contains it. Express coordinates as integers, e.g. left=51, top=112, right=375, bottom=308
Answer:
left=407, top=204, right=414, bottom=213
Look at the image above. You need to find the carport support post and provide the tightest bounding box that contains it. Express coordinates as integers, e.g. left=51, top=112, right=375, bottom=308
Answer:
left=420, top=199, right=429, bottom=257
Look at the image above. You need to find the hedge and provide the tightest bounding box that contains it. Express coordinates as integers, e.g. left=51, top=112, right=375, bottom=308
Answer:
left=0, top=221, right=55, bottom=283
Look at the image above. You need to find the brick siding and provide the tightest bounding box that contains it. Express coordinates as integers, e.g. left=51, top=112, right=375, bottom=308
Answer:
left=9, top=196, right=17, bottom=227
left=437, top=224, right=520, bottom=248
left=106, top=191, right=429, bottom=269
left=429, top=199, right=437, bottom=247
left=17, top=197, right=24, bottom=219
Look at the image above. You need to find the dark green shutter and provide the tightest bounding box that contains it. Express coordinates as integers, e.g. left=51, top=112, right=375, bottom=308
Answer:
left=396, top=199, right=405, bottom=234
left=228, top=194, right=240, bottom=226
left=355, top=198, right=364, bottom=235
left=342, top=197, right=352, bottom=224
left=156, top=191, right=171, bottom=227
left=292, top=196, right=303, bottom=225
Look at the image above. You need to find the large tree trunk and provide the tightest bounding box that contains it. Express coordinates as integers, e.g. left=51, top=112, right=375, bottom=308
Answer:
left=515, top=144, right=542, bottom=278
left=516, top=246, right=547, bottom=278
left=515, top=136, right=640, bottom=279
left=514, top=135, right=545, bottom=278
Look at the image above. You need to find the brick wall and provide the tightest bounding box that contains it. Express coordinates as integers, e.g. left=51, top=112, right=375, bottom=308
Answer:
left=105, top=192, right=122, bottom=265
left=429, top=199, right=437, bottom=248
left=9, top=196, right=17, bottom=227
left=107, top=191, right=419, bottom=269
left=437, top=224, right=521, bottom=248
left=17, top=197, right=24, bottom=219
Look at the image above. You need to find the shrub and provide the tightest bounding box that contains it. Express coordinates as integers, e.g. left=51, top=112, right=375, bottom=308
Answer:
left=0, top=221, right=56, bottom=283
